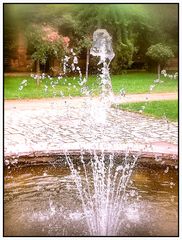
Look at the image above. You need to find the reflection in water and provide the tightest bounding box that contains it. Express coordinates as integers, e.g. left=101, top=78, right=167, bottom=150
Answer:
left=4, top=162, right=178, bottom=236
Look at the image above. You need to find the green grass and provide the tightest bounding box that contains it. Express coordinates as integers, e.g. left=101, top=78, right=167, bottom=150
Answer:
left=4, top=75, right=99, bottom=99
left=117, top=100, right=178, bottom=122
left=111, top=72, right=178, bottom=94
left=4, top=72, right=178, bottom=99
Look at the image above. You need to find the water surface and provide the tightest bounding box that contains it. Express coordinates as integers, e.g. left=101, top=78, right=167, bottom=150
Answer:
left=4, top=162, right=178, bottom=236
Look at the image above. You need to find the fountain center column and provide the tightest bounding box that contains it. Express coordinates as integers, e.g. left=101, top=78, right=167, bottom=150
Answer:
left=90, top=29, right=115, bottom=103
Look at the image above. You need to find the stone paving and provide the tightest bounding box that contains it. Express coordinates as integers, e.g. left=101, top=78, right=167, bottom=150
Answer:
left=4, top=96, right=178, bottom=159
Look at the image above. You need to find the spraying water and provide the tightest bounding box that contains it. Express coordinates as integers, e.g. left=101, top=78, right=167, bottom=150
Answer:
left=87, top=29, right=115, bottom=125
left=90, top=29, right=115, bottom=103
left=65, top=151, right=138, bottom=236
left=65, top=29, right=139, bottom=236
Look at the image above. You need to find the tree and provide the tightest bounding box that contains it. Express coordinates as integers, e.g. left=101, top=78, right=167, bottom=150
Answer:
left=4, top=4, right=178, bottom=75
left=26, top=24, right=67, bottom=85
left=74, top=4, right=156, bottom=73
left=146, top=43, right=174, bottom=79
left=75, top=36, right=92, bottom=80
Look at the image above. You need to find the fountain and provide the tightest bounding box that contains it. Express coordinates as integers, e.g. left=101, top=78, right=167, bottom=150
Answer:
left=62, top=29, right=140, bottom=236
left=4, top=29, right=178, bottom=236
left=90, top=29, right=115, bottom=101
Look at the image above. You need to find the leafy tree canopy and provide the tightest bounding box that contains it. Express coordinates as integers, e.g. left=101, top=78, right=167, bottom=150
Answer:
left=146, top=43, right=174, bottom=64
left=4, top=4, right=178, bottom=73
left=26, top=24, right=67, bottom=64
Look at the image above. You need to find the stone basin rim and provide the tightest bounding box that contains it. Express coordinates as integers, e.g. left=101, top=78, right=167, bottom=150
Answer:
left=4, top=148, right=178, bottom=167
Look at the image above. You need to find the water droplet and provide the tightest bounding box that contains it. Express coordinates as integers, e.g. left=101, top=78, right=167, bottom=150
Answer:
left=19, top=86, right=23, bottom=91
left=150, top=85, right=155, bottom=91
left=170, top=182, right=175, bottom=186
left=116, top=165, right=123, bottom=171
left=154, top=79, right=160, bottom=83
left=164, top=166, right=169, bottom=173
left=73, top=56, right=78, bottom=64
left=5, top=159, right=9, bottom=165
left=21, top=79, right=27, bottom=85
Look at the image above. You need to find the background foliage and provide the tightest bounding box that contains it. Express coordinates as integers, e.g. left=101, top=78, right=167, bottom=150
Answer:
left=4, top=4, right=178, bottom=74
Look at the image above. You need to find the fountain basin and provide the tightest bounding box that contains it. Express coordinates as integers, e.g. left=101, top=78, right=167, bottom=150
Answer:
left=4, top=153, right=178, bottom=237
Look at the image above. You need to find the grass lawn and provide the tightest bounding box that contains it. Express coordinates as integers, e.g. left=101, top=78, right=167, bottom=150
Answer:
left=4, top=72, right=178, bottom=99
left=117, top=100, right=178, bottom=122
left=4, top=75, right=99, bottom=99
left=112, top=72, right=178, bottom=94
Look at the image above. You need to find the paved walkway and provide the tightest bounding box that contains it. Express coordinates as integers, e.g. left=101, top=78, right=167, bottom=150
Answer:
left=4, top=93, right=178, bottom=162
left=5, top=92, right=178, bottom=110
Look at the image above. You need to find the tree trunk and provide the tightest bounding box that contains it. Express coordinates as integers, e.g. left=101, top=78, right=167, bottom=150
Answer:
left=36, top=60, right=40, bottom=86
left=85, top=48, right=90, bottom=81
left=157, top=63, right=161, bottom=80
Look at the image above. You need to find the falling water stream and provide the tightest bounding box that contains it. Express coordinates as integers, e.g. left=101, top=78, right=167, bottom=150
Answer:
left=62, top=29, right=141, bottom=235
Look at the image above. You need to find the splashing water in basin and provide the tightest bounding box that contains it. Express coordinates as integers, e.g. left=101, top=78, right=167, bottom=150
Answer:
left=4, top=159, right=178, bottom=236
left=65, top=151, right=138, bottom=236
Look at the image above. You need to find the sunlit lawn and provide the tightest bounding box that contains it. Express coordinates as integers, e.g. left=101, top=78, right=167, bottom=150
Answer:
left=4, top=75, right=99, bottom=99
left=111, top=72, right=178, bottom=94
left=117, top=100, right=178, bottom=122
left=4, top=72, right=178, bottom=99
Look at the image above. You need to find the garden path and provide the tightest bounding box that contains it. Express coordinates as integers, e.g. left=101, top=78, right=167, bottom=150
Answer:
left=4, top=92, right=177, bottom=110
left=4, top=92, right=178, bottom=163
